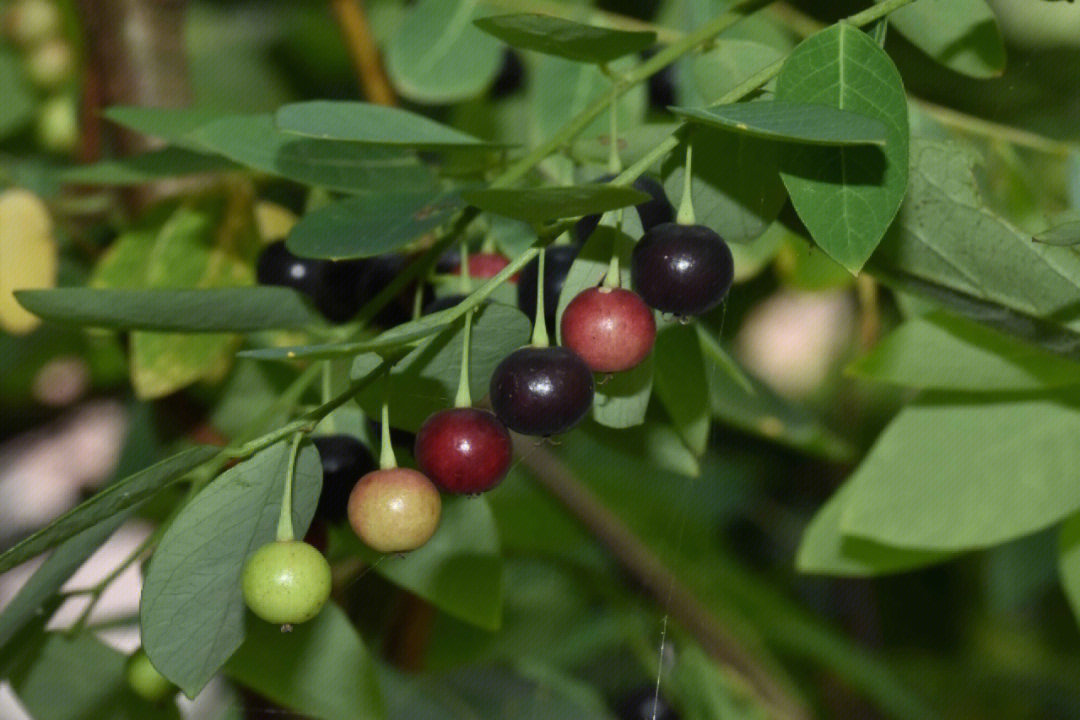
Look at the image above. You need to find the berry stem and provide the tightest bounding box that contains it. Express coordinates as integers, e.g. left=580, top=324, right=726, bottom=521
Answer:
left=676, top=141, right=696, bottom=226
left=458, top=239, right=471, bottom=294
left=531, top=247, right=550, bottom=348
left=454, top=308, right=474, bottom=408
left=379, top=396, right=397, bottom=470
left=607, top=84, right=621, bottom=175
left=603, top=247, right=620, bottom=290
left=276, top=432, right=303, bottom=542
left=320, top=361, right=336, bottom=433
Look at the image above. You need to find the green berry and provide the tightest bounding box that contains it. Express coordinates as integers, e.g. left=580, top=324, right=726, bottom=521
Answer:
left=25, top=38, right=73, bottom=89
left=241, top=540, right=332, bottom=625
left=126, top=649, right=175, bottom=703
left=36, top=93, right=78, bottom=154
left=5, top=0, right=62, bottom=47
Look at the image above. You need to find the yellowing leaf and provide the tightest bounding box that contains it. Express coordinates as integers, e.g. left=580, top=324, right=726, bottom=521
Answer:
left=0, top=189, right=57, bottom=334
left=254, top=200, right=298, bottom=243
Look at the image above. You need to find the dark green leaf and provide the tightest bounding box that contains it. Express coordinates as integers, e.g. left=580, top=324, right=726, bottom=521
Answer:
left=473, top=14, right=655, bottom=64
left=1034, top=219, right=1080, bottom=246
left=653, top=323, right=711, bottom=456
left=0, top=447, right=216, bottom=575
left=0, top=48, right=34, bottom=140
left=882, top=0, right=1005, bottom=78
left=1058, top=512, right=1080, bottom=628
left=103, top=106, right=228, bottom=148
left=775, top=23, right=910, bottom=272
left=463, top=185, right=650, bottom=223
left=287, top=190, right=463, bottom=260
left=277, top=101, right=499, bottom=148
left=16, top=287, right=325, bottom=332
left=58, top=148, right=238, bottom=185
left=140, top=441, right=321, bottom=697
left=226, top=603, right=383, bottom=720
left=673, top=100, right=888, bottom=145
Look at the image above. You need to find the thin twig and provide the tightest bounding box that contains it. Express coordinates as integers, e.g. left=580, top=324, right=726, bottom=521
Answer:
left=329, top=0, right=397, bottom=105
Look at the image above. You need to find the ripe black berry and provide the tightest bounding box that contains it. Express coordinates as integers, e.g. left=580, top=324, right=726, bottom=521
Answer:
left=256, top=240, right=324, bottom=300
left=255, top=241, right=366, bottom=323
left=631, top=222, right=733, bottom=317
left=615, top=687, right=680, bottom=720
left=415, top=408, right=512, bottom=493
left=313, top=435, right=376, bottom=523
left=490, top=49, right=525, bottom=99
left=516, top=244, right=578, bottom=332
left=489, top=346, right=594, bottom=436
left=574, top=175, right=675, bottom=243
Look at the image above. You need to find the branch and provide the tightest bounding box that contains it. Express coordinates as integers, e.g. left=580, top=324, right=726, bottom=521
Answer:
left=329, top=0, right=397, bottom=106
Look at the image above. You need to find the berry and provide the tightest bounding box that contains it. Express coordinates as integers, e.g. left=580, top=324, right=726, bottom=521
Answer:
left=348, top=468, right=441, bottom=553
left=560, top=287, right=656, bottom=373
left=517, top=244, right=578, bottom=332
left=574, top=175, right=675, bottom=243
left=615, top=687, right=680, bottom=720
left=5, top=0, right=62, bottom=47
left=318, top=257, right=368, bottom=323
left=241, top=540, right=332, bottom=625
left=126, top=649, right=175, bottom=703
left=415, top=408, right=512, bottom=493
left=36, top=93, right=78, bottom=154
left=453, top=252, right=515, bottom=282
left=256, top=240, right=326, bottom=303
left=489, top=346, right=594, bottom=436
left=631, top=222, right=733, bottom=317
left=26, top=37, right=73, bottom=89
left=357, top=252, right=418, bottom=327
left=490, top=49, right=525, bottom=99
left=313, top=435, right=376, bottom=523
left=254, top=241, right=366, bottom=323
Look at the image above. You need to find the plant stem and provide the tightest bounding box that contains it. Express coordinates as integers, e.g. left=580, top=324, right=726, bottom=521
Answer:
left=607, top=84, right=622, bottom=175
left=458, top=239, right=471, bottom=294
left=531, top=248, right=550, bottom=347
left=676, top=140, right=695, bottom=225
left=276, top=432, right=303, bottom=542
left=329, top=0, right=397, bottom=105
left=454, top=309, right=473, bottom=408
left=379, top=397, right=396, bottom=470
left=603, top=250, right=620, bottom=289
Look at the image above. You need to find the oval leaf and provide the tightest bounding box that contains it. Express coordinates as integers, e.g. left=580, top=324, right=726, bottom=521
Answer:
left=673, top=100, right=889, bottom=145
left=1035, top=219, right=1080, bottom=246
left=463, top=185, right=650, bottom=223
left=140, top=441, right=322, bottom=697
left=59, top=148, right=238, bottom=185
left=883, top=0, right=1005, bottom=79
left=776, top=23, right=910, bottom=272
left=474, top=14, right=655, bottom=64
left=276, top=101, right=498, bottom=148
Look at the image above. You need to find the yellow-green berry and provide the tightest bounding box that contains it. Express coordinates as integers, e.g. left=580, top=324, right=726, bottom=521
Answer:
left=241, top=540, right=332, bottom=625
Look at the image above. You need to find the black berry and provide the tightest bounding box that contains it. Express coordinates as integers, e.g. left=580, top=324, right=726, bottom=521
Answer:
left=516, top=244, right=578, bottom=332
left=615, top=687, right=680, bottom=720
left=256, top=240, right=324, bottom=301
left=313, top=435, right=376, bottom=523
left=489, top=346, right=594, bottom=436
left=490, top=49, right=525, bottom=99
left=631, top=222, right=733, bottom=317
left=255, top=241, right=367, bottom=323
left=574, top=175, right=675, bottom=243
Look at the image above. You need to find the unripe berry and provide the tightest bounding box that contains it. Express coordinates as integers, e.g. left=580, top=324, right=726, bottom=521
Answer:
left=348, top=468, right=441, bottom=553
left=241, top=540, right=332, bottom=625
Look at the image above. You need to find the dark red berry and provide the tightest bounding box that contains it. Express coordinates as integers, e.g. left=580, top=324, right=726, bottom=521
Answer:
left=490, top=346, right=594, bottom=436
left=517, top=244, right=578, bottom=332
left=631, top=222, right=733, bottom=317
left=574, top=175, right=675, bottom=243
left=312, top=435, right=376, bottom=523
left=414, top=408, right=512, bottom=493
left=453, top=252, right=516, bottom=282
left=560, top=287, right=656, bottom=373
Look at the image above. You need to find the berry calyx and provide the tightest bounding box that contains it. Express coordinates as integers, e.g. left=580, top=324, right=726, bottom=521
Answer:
left=453, top=252, right=516, bottom=282
left=517, top=244, right=578, bottom=333
left=241, top=540, right=332, bottom=625
left=631, top=222, right=733, bottom=317
left=415, top=408, right=512, bottom=493
left=348, top=468, right=441, bottom=553
left=560, top=287, right=656, bottom=373
left=574, top=175, right=675, bottom=243
left=313, top=435, right=376, bottom=523
left=489, top=346, right=594, bottom=436
left=126, top=649, right=175, bottom=703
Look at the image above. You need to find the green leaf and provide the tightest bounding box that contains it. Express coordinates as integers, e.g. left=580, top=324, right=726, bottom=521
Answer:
left=530, top=54, right=646, bottom=146
left=358, top=302, right=531, bottom=431
left=103, top=106, right=228, bottom=148
left=140, top=441, right=321, bottom=697
left=188, top=114, right=436, bottom=193
left=287, top=190, right=462, bottom=260
left=1034, top=219, right=1080, bottom=246
left=662, top=130, right=786, bottom=244
left=1058, top=512, right=1080, bottom=628
left=0, top=446, right=216, bottom=575
left=10, top=633, right=181, bottom=720
left=463, top=185, right=650, bottom=223
left=276, top=101, right=499, bottom=148
left=58, top=148, right=238, bottom=185
left=225, top=603, right=383, bottom=720
left=882, top=0, right=1006, bottom=78
left=653, top=323, right=711, bottom=456
left=473, top=14, right=654, bottom=64
left=797, top=481, right=953, bottom=576
left=696, top=325, right=755, bottom=396
left=0, top=47, right=34, bottom=140
left=691, top=40, right=784, bottom=105
left=331, top=496, right=503, bottom=630
left=775, top=23, right=910, bottom=272
left=849, top=312, right=1080, bottom=391
left=674, top=100, right=888, bottom=146
left=17, top=287, right=325, bottom=332
left=841, top=392, right=1080, bottom=551
left=386, top=0, right=502, bottom=104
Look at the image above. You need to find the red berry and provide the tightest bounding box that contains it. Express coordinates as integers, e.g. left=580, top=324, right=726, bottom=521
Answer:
left=560, top=287, right=656, bottom=373
left=454, top=252, right=517, bottom=282
left=415, top=408, right=512, bottom=493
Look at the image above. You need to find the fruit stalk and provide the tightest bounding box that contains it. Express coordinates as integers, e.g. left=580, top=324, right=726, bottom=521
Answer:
left=275, top=433, right=303, bottom=542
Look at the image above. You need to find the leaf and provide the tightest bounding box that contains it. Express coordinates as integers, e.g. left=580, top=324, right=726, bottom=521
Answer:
left=463, top=185, right=650, bottom=223
left=1058, top=512, right=1080, bottom=628
left=103, top=106, right=229, bottom=148
left=775, top=23, right=910, bottom=272
left=849, top=311, right=1080, bottom=391
left=691, top=39, right=785, bottom=105
left=188, top=113, right=436, bottom=193
left=226, top=604, right=383, bottom=720
left=673, top=100, right=888, bottom=146
left=0, top=47, right=34, bottom=140
left=286, top=190, right=463, bottom=260
left=473, top=14, right=655, bottom=64
left=17, top=287, right=325, bottom=332
left=841, top=392, right=1080, bottom=551
left=653, top=323, right=711, bottom=456
left=140, top=441, right=321, bottom=697
left=797, top=481, right=953, bottom=576
left=386, top=0, right=503, bottom=104
left=882, top=0, right=1005, bottom=79
left=0, top=189, right=57, bottom=334
left=331, top=496, right=503, bottom=630
left=1034, top=219, right=1080, bottom=246
left=10, top=633, right=181, bottom=720
left=0, top=446, right=216, bottom=574
left=276, top=101, right=499, bottom=148
left=59, top=147, right=238, bottom=184
left=357, top=302, right=531, bottom=431
left=662, top=130, right=786, bottom=244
